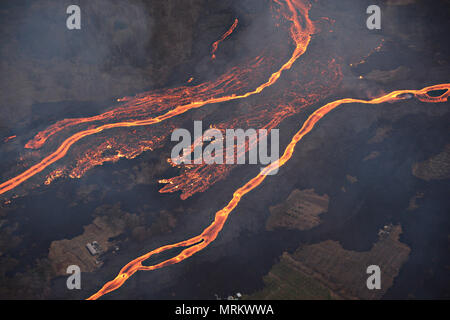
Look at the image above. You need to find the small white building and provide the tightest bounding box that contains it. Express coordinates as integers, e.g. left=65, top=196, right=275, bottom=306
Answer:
left=86, top=241, right=102, bottom=256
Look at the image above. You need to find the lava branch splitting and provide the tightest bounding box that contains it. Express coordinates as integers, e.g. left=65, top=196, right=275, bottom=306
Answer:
left=0, top=0, right=316, bottom=196
left=87, top=83, right=449, bottom=300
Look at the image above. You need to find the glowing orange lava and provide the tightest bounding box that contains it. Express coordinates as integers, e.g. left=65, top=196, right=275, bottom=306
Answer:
left=87, top=84, right=449, bottom=300
left=0, top=0, right=447, bottom=302
left=211, top=18, right=239, bottom=60
left=0, top=0, right=315, bottom=196
left=3, top=135, right=16, bottom=143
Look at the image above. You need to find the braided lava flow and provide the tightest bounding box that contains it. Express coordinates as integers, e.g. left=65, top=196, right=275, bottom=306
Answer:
left=87, top=83, right=449, bottom=300
left=0, top=0, right=314, bottom=196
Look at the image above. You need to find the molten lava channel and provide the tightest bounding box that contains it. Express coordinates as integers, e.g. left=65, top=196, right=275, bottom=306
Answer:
left=0, top=0, right=447, bottom=301
left=87, top=84, right=449, bottom=300
left=0, top=0, right=314, bottom=196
